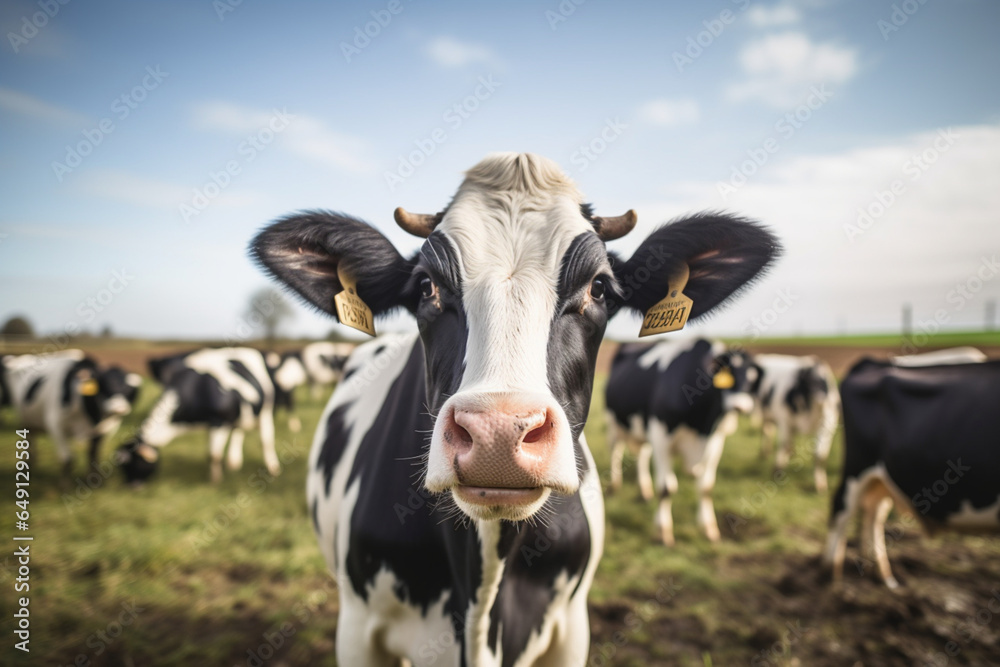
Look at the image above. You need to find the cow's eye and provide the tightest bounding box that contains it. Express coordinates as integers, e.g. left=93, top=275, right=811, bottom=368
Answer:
left=419, top=277, right=435, bottom=299
left=590, top=277, right=606, bottom=300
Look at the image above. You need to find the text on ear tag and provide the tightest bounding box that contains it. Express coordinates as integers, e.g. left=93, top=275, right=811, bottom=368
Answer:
left=334, top=266, right=376, bottom=337
left=79, top=379, right=99, bottom=396
left=639, top=263, right=693, bottom=337
left=713, top=368, right=735, bottom=389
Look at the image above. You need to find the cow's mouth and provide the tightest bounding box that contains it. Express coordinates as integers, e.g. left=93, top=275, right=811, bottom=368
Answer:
left=453, top=485, right=546, bottom=506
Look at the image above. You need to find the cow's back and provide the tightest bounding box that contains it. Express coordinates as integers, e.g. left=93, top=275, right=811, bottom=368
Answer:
left=838, top=358, right=1000, bottom=524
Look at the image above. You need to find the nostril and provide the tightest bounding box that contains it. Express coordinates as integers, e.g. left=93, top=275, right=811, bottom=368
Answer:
left=452, top=422, right=473, bottom=446
left=522, top=421, right=551, bottom=445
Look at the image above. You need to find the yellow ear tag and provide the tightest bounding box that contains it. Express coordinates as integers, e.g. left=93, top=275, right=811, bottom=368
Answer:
left=79, top=378, right=99, bottom=396
left=639, top=263, right=694, bottom=337
left=334, top=266, right=376, bottom=337
left=713, top=369, right=735, bottom=389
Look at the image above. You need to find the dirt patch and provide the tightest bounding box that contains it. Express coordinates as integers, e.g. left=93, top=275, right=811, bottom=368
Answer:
left=590, top=536, right=1000, bottom=666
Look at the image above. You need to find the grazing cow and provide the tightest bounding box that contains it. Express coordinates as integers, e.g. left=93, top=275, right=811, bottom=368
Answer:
left=751, top=354, right=839, bottom=493
left=824, top=358, right=1000, bottom=589
left=265, top=350, right=309, bottom=433
left=2, top=350, right=138, bottom=472
left=606, top=339, right=759, bottom=545
left=301, top=341, right=353, bottom=399
left=251, top=152, right=779, bottom=665
left=123, top=347, right=279, bottom=483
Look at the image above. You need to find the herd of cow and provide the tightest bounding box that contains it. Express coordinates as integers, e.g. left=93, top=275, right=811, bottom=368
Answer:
left=3, top=153, right=997, bottom=665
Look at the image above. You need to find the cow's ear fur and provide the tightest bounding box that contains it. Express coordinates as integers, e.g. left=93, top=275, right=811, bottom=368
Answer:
left=610, top=212, right=781, bottom=320
left=250, top=211, right=413, bottom=319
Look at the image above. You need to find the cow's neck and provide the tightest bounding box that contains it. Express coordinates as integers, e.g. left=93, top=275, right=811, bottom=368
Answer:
left=465, top=519, right=506, bottom=661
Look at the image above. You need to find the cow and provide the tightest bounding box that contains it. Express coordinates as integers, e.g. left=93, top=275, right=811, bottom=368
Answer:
left=1, top=350, right=139, bottom=472
left=250, top=152, right=780, bottom=665
left=147, top=349, right=199, bottom=384
left=122, top=347, right=279, bottom=483
left=301, top=341, right=353, bottom=399
left=824, top=357, right=1000, bottom=589
left=750, top=353, right=839, bottom=493
left=605, top=339, right=759, bottom=546
left=265, top=350, right=309, bottom=432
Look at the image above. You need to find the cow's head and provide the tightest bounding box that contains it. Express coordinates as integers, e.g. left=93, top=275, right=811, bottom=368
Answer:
left=252, top=153, right=780, bottom=522
left=713, top=348, right=760, bottom=415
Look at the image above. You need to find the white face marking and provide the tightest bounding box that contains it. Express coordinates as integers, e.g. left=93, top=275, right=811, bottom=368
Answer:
left=424, top=154, right=603, bottom=509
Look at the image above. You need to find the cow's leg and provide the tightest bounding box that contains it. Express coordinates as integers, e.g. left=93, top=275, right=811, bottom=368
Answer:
left=649, top=419, right=677, bottom=546
left=534, top=592, right=590, bottom=667
left=774, top=417, right=793, bottom=471
left=46, top=415, right=74, bottom=476
left=258, top=405, right=280, bottom=476
left=286, top=389, right=302, bottom=433
left=335, top=601, right=399, bottom=667
left=812, top=396, right=839, bottom=494
left=824, top=480, right=861, bottom=587
left=636, top=441, right=654, bottom=502
left=208, top=426, right=232, bottom=484
left=859, top=479, right=899, bottom=589
left=88, top=435, right=102, bottom=469
left=226, top=428, right=245, bottom=471
left=759, top=419, right=775, bottom=460
left=696, top=425, right=729, bottom=543
left=607, top=414, right=624, bottom=495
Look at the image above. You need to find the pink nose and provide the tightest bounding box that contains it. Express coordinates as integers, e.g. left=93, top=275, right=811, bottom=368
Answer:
left=441, top=400, right=559, bottom=489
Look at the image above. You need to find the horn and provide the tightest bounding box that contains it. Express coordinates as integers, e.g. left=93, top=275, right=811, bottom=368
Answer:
left=394, top=207, right=441, bottom=238
left=593, top=209, right=637, bottom=241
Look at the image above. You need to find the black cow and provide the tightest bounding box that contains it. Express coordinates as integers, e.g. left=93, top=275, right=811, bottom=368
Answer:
left=824, top=357, right=1000, bottom=588
left=606, top=339, right=759, bottom=545
left=251, top=152, right=779, bottom=664
left=122, top=347, right=279, bottom=483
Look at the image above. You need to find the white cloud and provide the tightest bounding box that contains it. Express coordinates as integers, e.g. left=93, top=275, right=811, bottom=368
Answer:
left=191, top=101, right=374, bottom=173
left=638, top=98, right=700, bottom=126
left=746, top=4, right=802, bottom=27
left=609, top=123, right=1000, bottom=339
left=727, top=32, right=858, bottom=108
left=424, top=36, right=502, bottom=69
left=0, top=86, right=87, bottom=125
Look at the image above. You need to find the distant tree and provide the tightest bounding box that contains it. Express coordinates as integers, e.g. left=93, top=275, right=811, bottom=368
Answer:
left=100, top=324, right=114, bottom=338
left=247, top=288, right=295, bottom=344
left=1, top=315, right=34, bottom=338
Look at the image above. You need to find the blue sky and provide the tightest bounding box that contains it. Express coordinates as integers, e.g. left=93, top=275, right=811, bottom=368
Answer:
left=2, top=0, right=999, bottom=342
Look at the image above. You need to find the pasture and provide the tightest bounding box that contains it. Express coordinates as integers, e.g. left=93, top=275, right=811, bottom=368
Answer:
left=2, top=339, right=1000, bottom=666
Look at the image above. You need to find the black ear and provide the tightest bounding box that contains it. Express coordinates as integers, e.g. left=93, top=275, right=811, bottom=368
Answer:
left=611, top=212, right=781, bottom=320
left=249, top=211, right=413, bottom=319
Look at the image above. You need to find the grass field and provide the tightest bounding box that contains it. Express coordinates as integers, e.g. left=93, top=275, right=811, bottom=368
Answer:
left=2, top=344, right=999, bottom=666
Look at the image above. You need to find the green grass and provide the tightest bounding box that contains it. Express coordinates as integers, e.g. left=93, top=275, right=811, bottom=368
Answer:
left=2, top=372, right=998, bottom=666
